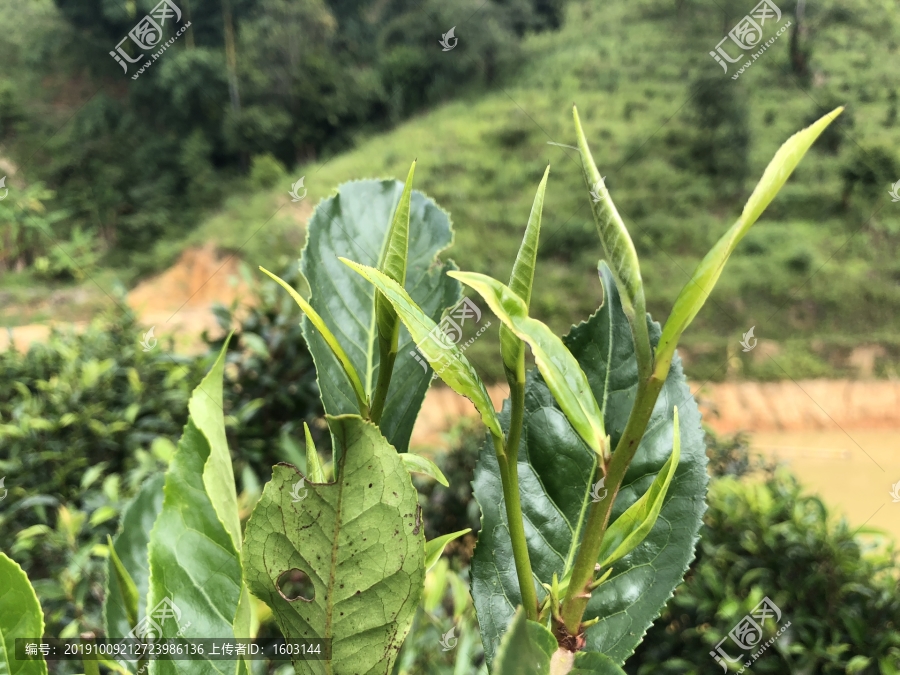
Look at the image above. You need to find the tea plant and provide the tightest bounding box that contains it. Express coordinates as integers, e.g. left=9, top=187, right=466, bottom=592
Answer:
left=3, top=106, right=841, bottom=675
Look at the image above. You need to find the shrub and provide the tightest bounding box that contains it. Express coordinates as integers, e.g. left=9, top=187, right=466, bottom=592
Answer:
left=249, top=153, right=288, bottom=190
left=0, top=308, right=204, bottom=638
left=628, top=471, right=900, bottom=674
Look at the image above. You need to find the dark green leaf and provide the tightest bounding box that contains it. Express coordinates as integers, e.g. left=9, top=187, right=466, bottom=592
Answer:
left=570, top=651, right=628, bottom=674
left=300, top=180, right=460, bottom=452
left=471, top=263, right=708, bottom=667
left=242, top=415, right=425, bottom=675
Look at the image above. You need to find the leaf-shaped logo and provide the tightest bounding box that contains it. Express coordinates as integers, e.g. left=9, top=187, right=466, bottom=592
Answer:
left=890, top=481, right=900, bottom=503
left=0, top=476, right=7, bottom=501
left=290, top=478, right=308, bottom=502
left=140, top=326, right=158, bottom=352
left=439, top=626, right=458, bottom=651
left=439, top=26, right=458, bottom=51
left=289, top=176, right=307, bottom=202
left=590, top=477, right=608, bottom=503
left=889, top=179, right=900, bottom=203
left=0, top=175, right=7, bottom=201
left=740, top=325, right=757, bottom=352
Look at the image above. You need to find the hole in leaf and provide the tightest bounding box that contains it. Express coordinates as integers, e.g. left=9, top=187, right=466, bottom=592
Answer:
left=276, top=569, right=315, bottom=602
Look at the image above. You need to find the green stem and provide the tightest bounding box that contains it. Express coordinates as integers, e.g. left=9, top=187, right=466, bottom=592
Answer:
left=83, top=657, right=100, bottom=675
left=504, top=352, right=527, bottom=471
left=559, top=375, right=665, bottom=635
left=493, top=431, right=538, bottom=621
left=629, top=292, right=653, bottom=385
left=369, top=333, right=396, bottom=424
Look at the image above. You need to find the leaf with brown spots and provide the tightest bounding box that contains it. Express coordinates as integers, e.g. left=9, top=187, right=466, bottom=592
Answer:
left=242, top=415, right=425, bottom=674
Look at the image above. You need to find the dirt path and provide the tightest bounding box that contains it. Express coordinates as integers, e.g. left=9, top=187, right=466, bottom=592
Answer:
left=408, top=379, right=900, bottom=449
left=0, top=243, right=251, bottom=353
left=126, top=242, right=253, bottom=353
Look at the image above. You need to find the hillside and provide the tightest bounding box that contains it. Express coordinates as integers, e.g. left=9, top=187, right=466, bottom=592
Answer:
left=4, top=0, right=900, bottom=384
left=178, top=0, right=900, bottom=383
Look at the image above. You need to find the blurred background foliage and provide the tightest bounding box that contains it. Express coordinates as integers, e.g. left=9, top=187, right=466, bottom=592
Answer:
left=2, top=0, right=899, bottom=381
left=0, top=0, right=561, bottom=272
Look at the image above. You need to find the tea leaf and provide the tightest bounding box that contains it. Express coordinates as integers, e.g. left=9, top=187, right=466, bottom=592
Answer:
left=147, top=338, right=252, bottom=675
left=573, top=105, right=651, bottom=379
left=242, top=415, right=424, bottom=675
left=425, top=529, right=471, bottom=571
left=501, top=166, right=549, bottom=374
left=378, top=161, right=416, bottom=288
left=303, top=422, right=326, bottom=483
left=300, top=179, right=460, bottom=452
left=0, top=552, right=47, bottom=675
left=103, top=471, right=164, bottom=673
left=570, top=652, right=629, bottom=674
left=341, top=259, right=502, bottom=439
left=448, top=271, right=605, bottom=458
left=598, top=407, right=681, bottom=568
left=655, top=107, right=844, bottom=379
left=261, top=266, right=369, bottom=415
left=401, top=452, right=449, bottom=487
left=471, top=265, right=708, bottom=666
left=106, top=536, right=139, bottom=630
left=372, top=162, right=417, bottom=422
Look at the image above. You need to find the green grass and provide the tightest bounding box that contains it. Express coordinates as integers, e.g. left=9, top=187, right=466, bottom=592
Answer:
left=153, top=0, right=900, bottom=381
